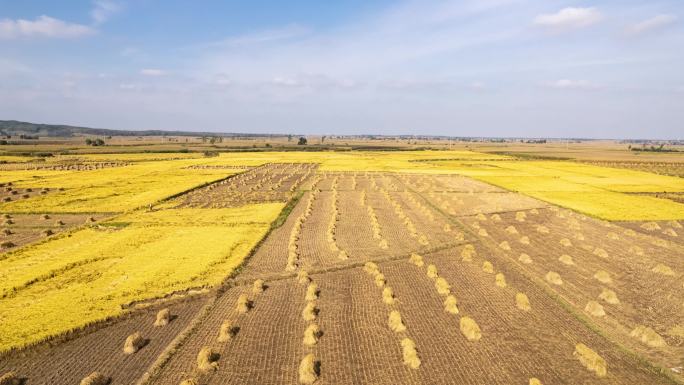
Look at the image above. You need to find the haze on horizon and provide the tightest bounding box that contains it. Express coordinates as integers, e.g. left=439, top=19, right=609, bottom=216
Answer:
left=0, top=0, right=682, bottom=139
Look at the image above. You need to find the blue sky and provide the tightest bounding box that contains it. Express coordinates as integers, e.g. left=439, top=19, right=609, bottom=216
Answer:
left=0, top=1, right=682, bottom=139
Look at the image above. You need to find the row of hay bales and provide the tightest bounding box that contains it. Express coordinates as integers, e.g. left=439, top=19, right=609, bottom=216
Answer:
left=361, top=191, right=390, bottom=250
left=287, top=189, right=319, bottom=271
left=363, top=261, right=421, bottom=370
left=298, top=271, right=321, bottom=385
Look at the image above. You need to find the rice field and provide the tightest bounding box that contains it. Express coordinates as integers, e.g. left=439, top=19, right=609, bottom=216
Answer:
left=0, top=149, right=683, bottom=385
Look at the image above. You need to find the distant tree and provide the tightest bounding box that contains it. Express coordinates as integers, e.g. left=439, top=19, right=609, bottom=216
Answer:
left=0, top=140, right=7, bottom=145
left=209, top=137, right=217, bottom=144
left=265, top=143, right=272, bottom=148
left=94, top=138, right=105, bottom=146
left=288, top=134, right=293, bottom=142
left=321, top=135, right=327, bottom=143
left=85, top=138, right=93, bottom=145
left=298, top=137, right=308, bottom=145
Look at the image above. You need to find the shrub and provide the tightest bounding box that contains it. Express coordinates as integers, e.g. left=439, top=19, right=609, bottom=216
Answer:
left=197, top=346, right=219, bottom=371
left=388, top=310, right=406, bottom=333
left=573, top=343, right=606, bottom=377
left=444, top=295, right=459, bottom=314
left=154, top=308, right=171, bottom=327
left=298, top=353, right=319, bottom=385
left=401, top=338, right=421, bottom=369
left=123, top=332, right=145, bottom=354
left=79, top=372, right=109, bottom=385
left=460, top=316, right=481, bottom=341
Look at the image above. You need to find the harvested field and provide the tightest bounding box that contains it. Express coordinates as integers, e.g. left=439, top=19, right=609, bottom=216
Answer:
left=0, top=213, right=109, bottom=252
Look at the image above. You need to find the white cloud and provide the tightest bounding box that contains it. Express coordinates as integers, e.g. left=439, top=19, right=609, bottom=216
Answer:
left=91, top=0, right=122, bottom=25
left=534, top=7, right=602, bottom=31
left=0, top=15, right=95, bottom=39
left=546, top=79, right=597, bottom=89
left=140, top=69, right=167, bottom=76
left=208, top=24, right=311, bottom=48
left=626, top=14, right=677, bottom=36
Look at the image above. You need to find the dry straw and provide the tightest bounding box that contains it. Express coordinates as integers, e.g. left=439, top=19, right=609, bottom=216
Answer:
left=363, top=262, right=379, bottom=275
left=298, top=353, right=319, bottom=385
left=305, top=283, right=319, bottom=301
left=529, top=378, right=543, bottom=385
left=197, top=346, right=220, bottom=371
left=574, top=343, right=607, bottom=377
left=236, top=294, right=251, bottom=314
left=298, top=270, right=310, bottom=285
left=80, top=372, right=109, bottom=385
left=499, top=241, right=511, bottom=251
left=558, top=255, right=574, bottom=266
left=179, top=380, right=198, bottom=385
left=505, top=226, right=518, bottom=235
left=154, top=308, right=171, bottom=327
left=444, top=295, right=459, bottom=314
left=0, top=372, right=20, bottom=385
left=460, top=316, right=482, bottom=341
left=382, top=287, right=396, bottom=305
left=495, top=273, right=506, bottom=288
left=651, top=264, right=675, bottom=276
left=211, top=318, right=233, bottom=341
left=253, top=279, right=265, bottom=294
left=516, top=292, right=531, bottom=311
left=374, top=273, right=386, bottom=288
left=545, top=271, right=563, bottom=285
left=515, top=211, right=526, bottom=222
left=302, top=302, right=318, bottom=322
left=478, top=228, right=488, bottom=237
left=303, top=323, right=321, bottom=346
left=585, top=301, right=606, bottom=317
left=123, top=331, right=145, bottom=354
left=426, top=264, right=439, bottom=279
left=482, top=261, right=494, bottom=274
left=630, top=325, right=666, bottom=348
left=388, top=310, right=407, bottom=332
left=519, top=236, right=530, bottom=245
left=598, top=288, right=620, bottom=305
left=401, top=338, right=421, bottom=369
left=434, top=277, right=451, bottom=296
left=593, top=271, right=612, bottom=284
left=560, top=238, right=572, bottom=247
left=536, top=225, right=549, bottom=234
left=593, top=248, right=608, bottom=259
left=409, top=253, right=424, bottom=267
left=518, top=253, right=532, bottom=264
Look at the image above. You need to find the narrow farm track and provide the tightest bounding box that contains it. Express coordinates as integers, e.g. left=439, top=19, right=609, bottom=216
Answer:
left=1, top=170, right=681, bottom=385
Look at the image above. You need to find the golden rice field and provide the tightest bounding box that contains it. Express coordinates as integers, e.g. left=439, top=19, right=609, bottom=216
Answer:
left=0, top=148, right=683, bottom=385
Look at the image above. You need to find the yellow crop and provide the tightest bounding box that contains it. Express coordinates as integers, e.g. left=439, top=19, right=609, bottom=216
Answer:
left=0, top=203, right=283, bottom=352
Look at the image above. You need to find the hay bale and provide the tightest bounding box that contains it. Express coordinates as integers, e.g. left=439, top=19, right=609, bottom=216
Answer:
left=536, top=225, right=549, bottom=234
left=379, top=239, right=389, bottom=249
left=476, top=213, right=487, bottom=221
left=0, top=372, right=20, bottom=385
left=560, top=238, right=572, bottom=247
left=444, top=295, right=459, bottom=314
left=197, top=346, right=219, bottom=371
left=477, top=228, right=488, bottom=237
left=154, top=308, right=171, bottom=327
left=80, top=372, right=109, bottom=385
left=482, top=261, right=494, bottom=274
left=217, top=320, right=236, bottom=342
left=573, top=232, right=585, bottom=241
left=460, top=316, right=481, bottom=341
left=518, top=253, right=532, bottom=264
left=461, top=249, right=474, bottom=262
left=499, top=241, right=511, bottom=251
left=515, top=292, right=531, bottom=311
left=628, top=245, right=644, bottom=256
left=573, top=343, right=607, bottom=377
left=401, top=338, right=421, bottom=369
left=123, top=331, right=145, bottom=354
left=236, top=294, right=251, bottom=314
left=630, top=325, right=666, bottom=348
left=302, top=302, right=318, bottom=321
left=651, top=264, right=675, bottom=276
left=374, top=273, right=386, bottom=288
left=363, top=262, right=379, bottom=275
left=624, top=229, right=636, bottom=236
left=529, top=378, right=542, bottom=385
left=305, top=283, right=319, bottom=301
left=593, top=271, right=612, bottom=284
left=382, top=287, right=395, bottom=305
left=434, top=277, right=451, bottom=296
left=505, top=225, right=518, bottom=235
left=598, top=288, right=620, bottom=305
left=515, top=212, right=526, bottom=222
left=179, top=380, right=198, bottom=385
left=388, top=310, right=406, bottom=332
left=593, top=248, right=608, bottom=259
left=253, top=279, right=265, bottom=294
left=530, top=208, right=539, bottom=215
left=298, top=353, right=319, bottom=385
left=298, top=270, right=310, bottom=285
left=491, top=214, right=502, bottom=222
left=303, top=323, right=321, bottom=346
left=409, top=253, right=424, bottom=267
left=443, top=223, right=451, bottom=232
left=558, top=254, right=574, bottom=266
left=426, top=264, right=439, bottom=279
left=545, top=271, right=563, bottom=285
left=640, top=222, right=661, bottom=231
left=585, top=301, right=606, bottom=317
left=606, top=232, right=619, bottom=240
left=338, top=250, right=349, bottom=259
left=663, top=228, right=678, bottom=237
left=495, top=273, right=506, bottom=288
left=669, top=220, right=683, bottom=229
left=519, top=236, right=530, bottom=245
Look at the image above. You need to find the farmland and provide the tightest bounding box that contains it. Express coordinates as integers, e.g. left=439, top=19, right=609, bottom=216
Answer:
left=0, top=145, right=683, bottom=385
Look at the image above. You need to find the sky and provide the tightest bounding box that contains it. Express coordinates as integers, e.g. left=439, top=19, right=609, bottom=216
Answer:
left=0, top=1, right=682, bottom=139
